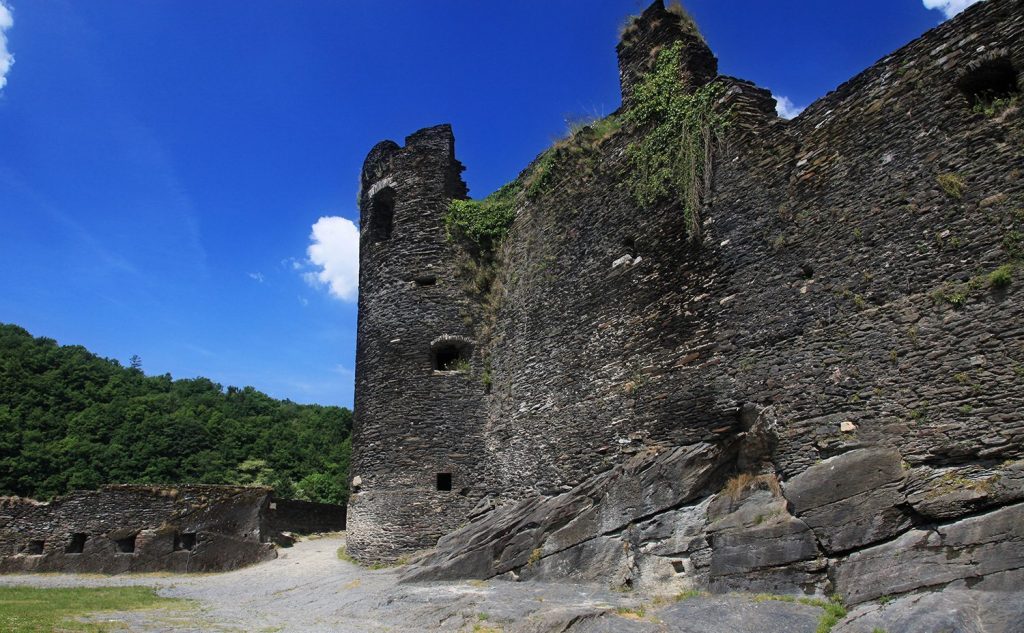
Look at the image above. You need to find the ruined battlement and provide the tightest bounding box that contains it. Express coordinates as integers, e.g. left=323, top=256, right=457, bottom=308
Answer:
left=0, top=485, right=346, bottom=574
left=349, top=0, right=1024, bottom=607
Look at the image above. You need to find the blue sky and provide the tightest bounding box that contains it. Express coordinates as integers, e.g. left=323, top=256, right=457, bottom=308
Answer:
left=0, top=0, right=978, bottom=407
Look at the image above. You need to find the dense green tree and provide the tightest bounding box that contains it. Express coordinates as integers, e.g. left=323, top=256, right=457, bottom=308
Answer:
left=0, top=323, right=352, bottom=504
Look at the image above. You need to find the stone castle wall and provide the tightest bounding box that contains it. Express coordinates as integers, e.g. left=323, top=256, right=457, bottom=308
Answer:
left=350, top=0, right=1024, bottom=601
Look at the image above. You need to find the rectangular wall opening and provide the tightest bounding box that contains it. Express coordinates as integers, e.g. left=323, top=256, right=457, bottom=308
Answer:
left=66, top=533, right=87, bottom=554
left=436, top=472, right=452, bottom=491
left=114, top=535, right=137, bottom=553
left=174, top=533, right=197, bottom=551
left=24, top=540, right=44, bottom=555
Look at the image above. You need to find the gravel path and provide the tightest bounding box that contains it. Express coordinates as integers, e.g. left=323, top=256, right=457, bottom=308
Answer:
left=0, top=535, right=822, bottom=632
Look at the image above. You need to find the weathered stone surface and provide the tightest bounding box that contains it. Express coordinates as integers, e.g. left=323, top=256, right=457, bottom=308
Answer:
left=831, top=502, right=1024, bottom=604
left=707, top=492, right=820, bottom=577
left=783, top=448, right=910, bottom=553
left=520, top=536, right=632, bottom=585
left=905, top=461, right=1024, bottom=520
left=834, top=584, right=1024, bottom=633
left=403, top=442, right=735, bottom=583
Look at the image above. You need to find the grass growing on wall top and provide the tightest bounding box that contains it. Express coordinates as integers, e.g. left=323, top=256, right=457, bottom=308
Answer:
left=445, top=182, right=521, bottom=253
left=624, top=40, right=729, bottom=243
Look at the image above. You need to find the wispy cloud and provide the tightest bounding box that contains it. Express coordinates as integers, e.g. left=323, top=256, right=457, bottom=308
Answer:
left=248, top=272, right=265, bottom=283
left=282, top=257, right=305, bottom=271
left=0, top=1, right=15, bottom=91
left=774, top=94, right=805, bottom=120
left=304, top=216, right=359, bottom=302
left=298, top=295, right=309, bottom=307
left=922, top=0, right=983, bottom=19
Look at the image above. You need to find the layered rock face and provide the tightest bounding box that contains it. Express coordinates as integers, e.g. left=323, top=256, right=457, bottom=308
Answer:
left=351, top=0, right=1024, bottom=619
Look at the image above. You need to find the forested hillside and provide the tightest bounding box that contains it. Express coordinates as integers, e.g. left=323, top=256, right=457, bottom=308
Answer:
left=0, top=323, right=351, bottom=504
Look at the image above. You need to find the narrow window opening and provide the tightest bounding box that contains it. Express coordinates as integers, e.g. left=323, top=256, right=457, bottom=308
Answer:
left=957, top=57, right=1020, bottom=108
left=436, top=473, right=452, bottom=491
left=24, top=540, right=44, bottom=555
left=414, top=275, right=437, bottom=286
left=671, top=559, right=687, bottom=574
left=174, top=533, right=197, bottom=552
left=66, top=533, right=87, bottom=554
left=114, top=535, right=137, bottom=553
left=369, top=187, right=396, bottom=243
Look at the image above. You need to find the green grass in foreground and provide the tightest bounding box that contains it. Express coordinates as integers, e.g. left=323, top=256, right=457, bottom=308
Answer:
left=0, top=585, right=184, bottom=632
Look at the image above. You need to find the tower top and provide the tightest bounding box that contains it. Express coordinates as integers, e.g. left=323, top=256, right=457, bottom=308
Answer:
left=616, top=1, right=718, bottom=106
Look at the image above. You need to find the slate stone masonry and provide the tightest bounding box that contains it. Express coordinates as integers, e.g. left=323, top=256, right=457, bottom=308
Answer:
left=350, top=0, right=1024, bottom=605
left=0, top=485, right=279, bottom=573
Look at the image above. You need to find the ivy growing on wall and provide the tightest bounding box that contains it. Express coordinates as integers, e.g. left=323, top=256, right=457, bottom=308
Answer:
left=625, top=40, right=730, bottom=242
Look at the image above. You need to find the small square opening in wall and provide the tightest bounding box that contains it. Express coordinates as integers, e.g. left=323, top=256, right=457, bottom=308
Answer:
left=24, top=540, right=44, bottom=555
left=66, top=533, right=87, bottom=554
left=114, top=535, right=137, bottom=553
left=436, top=473, right=452, bottom=491
left=174, top=533, right=197, bottom=552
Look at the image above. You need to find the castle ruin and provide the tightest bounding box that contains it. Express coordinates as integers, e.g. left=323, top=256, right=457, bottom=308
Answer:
left=347, top=0, right=1024, bottom=609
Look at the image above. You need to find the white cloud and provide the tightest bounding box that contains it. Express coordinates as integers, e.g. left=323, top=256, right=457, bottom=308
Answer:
left=774, top=94, right=805, bottom=120
left=305, top=216, right=359, bottom=302
left=248, top=272, right=264, bottom=283
left=298, top=295, right=309, bottom=307
left=0, top=1, right=14, bottom=91
left=922, top=0, right=983, bottom=19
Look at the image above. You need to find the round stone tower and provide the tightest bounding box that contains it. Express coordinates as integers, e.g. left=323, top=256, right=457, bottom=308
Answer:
left=346, top=124, right=489, bottom=563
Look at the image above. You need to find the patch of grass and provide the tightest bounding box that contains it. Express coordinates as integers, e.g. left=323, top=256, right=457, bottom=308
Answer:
left=527, top=548, right=543, bottom=566
left=614, top=605, right=647, bottom=619
left=446, top=182, right=521, bottom=253
left=1003, top=230, right=1023, bottom=259
left=624, top=40, right=730, bottom=243
left=815, top=596, right=847, bottom=633
left=972, top=94, right=1019, bottom=117
left=620, top=0, right=704, bottom=46
left=751, top=594, right=846, bottom=633
left=472, top=624, right=503, bottom=633
left=937, top=173, right=966, bottom=199
left=723, top=472, right=782, bottom=500
left=523, top=114, right=622, bottom=200
left=877, top=594, right=893, bottom=605
left=337, top=545, right=357, bottom=563
left=988, top=263, right=1013, bottom=288
left=0, top=585, right=186, bottom=633
left=674, top=589, right=706, bottom=601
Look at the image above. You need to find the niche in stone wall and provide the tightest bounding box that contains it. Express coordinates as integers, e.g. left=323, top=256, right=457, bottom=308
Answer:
left=431, top=336, right=473, bottom=372
left=174, top=533, right=197, bottom=552
left=65, top=533, right=87, bottom=554
left=114, top=535, right=137, bottom=553
left=436, top=473, right=453, bottom=491
left=957, top=55, right=1020, bottom=108
left=23, top=540, right=44, bottom=555
left=369, top=187, right=396, bottom=243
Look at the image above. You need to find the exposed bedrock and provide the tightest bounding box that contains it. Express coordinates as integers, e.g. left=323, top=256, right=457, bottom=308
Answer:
left=404, top=443, right=1024, bottom=621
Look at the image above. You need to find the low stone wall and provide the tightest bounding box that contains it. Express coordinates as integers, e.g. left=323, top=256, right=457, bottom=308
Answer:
left=0, top=485, right=278, bottom=574
left=269, top=498, right=346, bottom=535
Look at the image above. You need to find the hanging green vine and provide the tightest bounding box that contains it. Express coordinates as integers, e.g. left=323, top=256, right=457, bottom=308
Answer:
left=625, top=40, right=729, bottom=242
